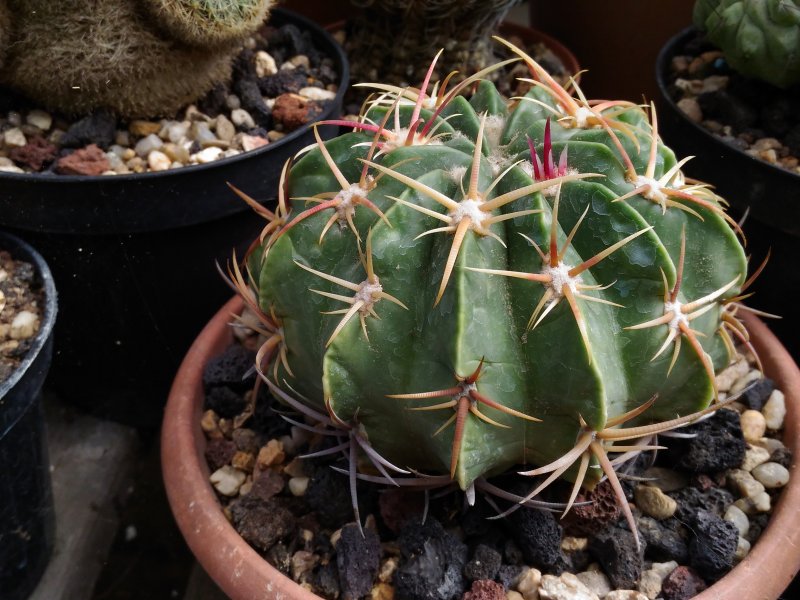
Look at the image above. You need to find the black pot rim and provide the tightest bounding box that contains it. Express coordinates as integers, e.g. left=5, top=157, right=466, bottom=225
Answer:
left=0, top=7, right=350, bottom=185
left=655, top=26, right=800, bottom=184
left=0, top=231, right=57, bottom=404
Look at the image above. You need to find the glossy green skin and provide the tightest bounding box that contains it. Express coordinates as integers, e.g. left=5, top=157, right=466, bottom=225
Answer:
left=252, top=81, right=747, bottom=489
left=694, top=0, right=800, bottom=88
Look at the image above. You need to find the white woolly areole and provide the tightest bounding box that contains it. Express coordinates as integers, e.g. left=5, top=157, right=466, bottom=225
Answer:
left=450, top=198, right=487, bottom=230
left=336, top=183, right=368, bottom=220
left=543, top=167, right=579, bottom=197
left=634, top=175, right=668, bottom=205
left=519, top=160, right=534, bottom=177
left=573, top=106, right=595, bottom=129
left=448, top=165, right=468, bottom=184
left=664, top=300, right=689, bottom=330
left=484, top=115, right=506, bottom=149
left=456, top=381, right=478, bottom=403
left=354, top=278, right=383, bottom=311
left=487, top=146, right=509, bottom=176
left=543, top=261, right=580, bottom=296
left=382, top=128, right=441, bottom=151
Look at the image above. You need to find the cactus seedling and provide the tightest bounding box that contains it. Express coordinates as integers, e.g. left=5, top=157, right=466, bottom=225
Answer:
left=236, top=40, right=753, bottom=543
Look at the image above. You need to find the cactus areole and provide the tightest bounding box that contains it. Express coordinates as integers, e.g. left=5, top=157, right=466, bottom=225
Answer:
left=231, top=39, right=756, bottom=540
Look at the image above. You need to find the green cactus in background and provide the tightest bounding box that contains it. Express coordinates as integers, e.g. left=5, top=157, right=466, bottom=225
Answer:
left=0, top=0, right=273, bottom=118
left=229, top=40, right=754, bottom=542
left=694, top=0, right=800, bottom=88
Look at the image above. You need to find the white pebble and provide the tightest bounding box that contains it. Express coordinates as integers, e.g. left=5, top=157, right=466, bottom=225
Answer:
left=225, top=94, right=241, bottom=111
left=752, top=462, right=790, bottom=488
left=727, top=469, right=765, bottom=498
left=538, top=573, right=598, bottom=600
left=740, top=410, right=767, bottom=442
left=231, top=108, right=256, bottom=130
left=147, top=150, right=171, bottom=172
left=289, top=54, right=310, bottom=69
left=288, top=476, right=309, bottom=496
left=240, top=134, right=268, bottom=152
left=638, top=561, right=677, bottom=600
left=605, top=592, right=647, bottom=600
left=209, top=465, right=246, bottom=496
left=134, top=133, right=163, bottom=157
left=741, top=445, right=771, bottom=472
left=735, top=536, right=751, bottom=560
left=0, top=289, right=5, bottom=313
left=0, top=165, right=24, bottom=173
left=167, top=122, right=190, bottom=144
left=724, top=504, right=750, bottom=536
left=299, top=86, right=336, bottom=101
left=762, top=390, right=786, bottom=430
left=215, top=115, right=236, bottom=142
left=515, top=567, right=542, bottom=600
left=26, top=109, right=53, bottom=131
left=10, top=310, right=38, bottom=339
left=193, top=146, right=223, bottom=164
left=576, top=570, right=611, bottom=598
left=734, top=490, right=771, bottom=515
left=255, top=50, right=278, bottom=77
left=731, top=370, right=763, bottom=395
left=716, top=356, right=749, bottom=392
left=3, top=127, right=27, bottom=147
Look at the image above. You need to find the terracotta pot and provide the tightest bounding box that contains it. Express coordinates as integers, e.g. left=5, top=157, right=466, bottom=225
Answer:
left=162, top=297, right=800, bottom=599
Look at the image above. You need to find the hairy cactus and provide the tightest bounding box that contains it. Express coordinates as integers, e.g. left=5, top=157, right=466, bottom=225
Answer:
left=0, top=0, right=273, bottom=118
left=231, top=41, right=754, bottom=541
left=694, top=0, right=800, bottom=88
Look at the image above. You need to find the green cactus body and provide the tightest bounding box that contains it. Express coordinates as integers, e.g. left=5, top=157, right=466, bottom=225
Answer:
left=694, top=0, right=800, bottom=88
left=246, top=45, right=748, bottom=506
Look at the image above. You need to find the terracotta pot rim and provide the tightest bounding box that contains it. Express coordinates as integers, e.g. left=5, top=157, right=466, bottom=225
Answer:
left=162, top=297, right=800, bottom=600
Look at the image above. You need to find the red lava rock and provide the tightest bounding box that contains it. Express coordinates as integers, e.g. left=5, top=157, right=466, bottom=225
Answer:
left=205, top=438, right=237, bottom=471
left=55, top=144, right=110, bottom=176
left=661, top=565, right=707, bottom=600
left=463, top=580, right=505, bottom=600
left=272, top=93, right=322, bottom=132
left=249, top=468, right=285, bottom=501
left=691, top=473, right=719, bottom=492
left=9, top=136, right=58, bottom=170
left=562, top=479, right=622, bottom=535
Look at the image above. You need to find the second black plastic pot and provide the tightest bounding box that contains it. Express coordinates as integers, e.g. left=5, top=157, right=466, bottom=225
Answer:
left=656, top=27, right=800, bottom=359
left=0, top=8, right=349, bottom=428
left=0, top=231, right=58, bottom=600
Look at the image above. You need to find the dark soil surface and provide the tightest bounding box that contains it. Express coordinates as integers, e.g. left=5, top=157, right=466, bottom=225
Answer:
left=0, top=250, right=43, bottom=382
left=664, top=31, right=800, bottom=176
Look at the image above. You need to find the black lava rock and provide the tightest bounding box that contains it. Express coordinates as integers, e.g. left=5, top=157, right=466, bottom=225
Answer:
left=198, top=82, right=229, bottom=117
left=675, top=409, right=746, bottom=473
left=588, top=526, right=645, bottom=590
left=672, top=484, right=735, bottom=522
left=204, top=385, right=248, bottom=418
left=503, top=539, right=524, bottom=566
left=464, top=544, right=502, bottom=582
left=203, top=345, right=257, bottom=391
left=235, top=78, right=272, bottom=127
left=229, top=496, right=295, bottom=552
left=303, top=467, right=375, bottom=529
left=277, top=23, right=319, bottom=64
left=741, top=377, right=775, bottom=411
left=506, top=508, right=563, bottom=572
left=770, top=445, right=793, bottom=468
left=337, top=523, right=381, bottom=599
left=258, top=69, right=309, bottom=97
left=233, top=48, right=257, bottom=81
left=761, top=98, right=794, bottom=137
left=204, top=437, right=237, bottom=471
left=395, top=517, right=468, bottom=600
left=495, top=564, right=524, bottom=590
left=745, top=513, right=770, bottom=544
left=267, top=542, right=292, bottom=575
left=59, top=109, right=116, bottom=149
left=637, top=516, right=689, bottom=564
left=688, top=510, right=738, bottom=582
left=312, top=562, right=340, bottom=599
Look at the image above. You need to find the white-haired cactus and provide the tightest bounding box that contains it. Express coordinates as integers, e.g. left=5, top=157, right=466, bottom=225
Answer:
left=229, top=40, right=756, bottom=543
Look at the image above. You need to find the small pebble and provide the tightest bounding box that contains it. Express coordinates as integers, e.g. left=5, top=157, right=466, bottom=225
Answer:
left=731, top=371, right=763, bottom=395
left=300, top=86, right=337, bottom=101
left=231, top=108, right=256, bottom=129
left=727, top=469, right=766, bottom=498
left=635, top=485, right=677, bottom=520
left=288, top=476, right=309, bottom=496
left=210, top=465, right=246, bottom=496
left=562, top=536, right=588, bottom=552
left=193, top=146, right=224, bottom=164
left=506, top=592, right=524, bottom=600
left=147, top=150, right=171, bottom=172
left=240, top=134, right=269, bottom=152
left=677, top=98, right=702, bottom=123
left=134, top=133, right=163, bottom=157
left=740, top=410, right=767, bottom=442
left=129, top=120, right=161, bottom=137
left=575, top=570, right=611, bottom=598
left=371, top=582, right=394, bottom=600
left=735, top=536, right=751, bottom=561
left=215, top=115, right=236, bottom=142
left=10, top=310, right=38, bottom=339
left=734, top=491, right=771, bottom=515
left=257, top=439, right=285, bottom=468
left=751, top=462, right=790, bottom=488
left=538, top=573, right=598, bottom=600
left=716, top=356, right=749, bottom=392
left=255, top=50, right=278, bottom=77
left=637, top=561, right=677, bottom=600
left=26, top=109, right=53, bottom=131
left=0, top=165, right=24, bottom=173
left=4, top=127, right=27, bottom=148
left=605, top=592, right=647, bottom=600
left=762, top=390, right=786, bottom=430
left=515, top=567, right=542, bottom=600
left=724, top=505, right=750, bottom=536
left=740, top=445, right=771, bottom=472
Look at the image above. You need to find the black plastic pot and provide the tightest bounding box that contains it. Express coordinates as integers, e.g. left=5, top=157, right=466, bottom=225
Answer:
left=0, top=8, right=349, bottom=428
left=656, top=27, right=800, bottom=358
left=0, top=231, right=58, bottom=600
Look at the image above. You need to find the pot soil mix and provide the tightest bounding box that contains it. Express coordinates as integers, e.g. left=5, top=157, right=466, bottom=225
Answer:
left=0, top=250, right=43, bottom=383
left=196, top=308, right=791, bottom=600
left=0, top=22, right=340, bottom=176
left=663, top=31, right=800, bottom=176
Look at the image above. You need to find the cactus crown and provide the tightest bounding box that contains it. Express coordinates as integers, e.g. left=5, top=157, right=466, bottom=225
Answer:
left=693, top=0, right=800, bottom=88
left=231, top=39, right=754, bottom=543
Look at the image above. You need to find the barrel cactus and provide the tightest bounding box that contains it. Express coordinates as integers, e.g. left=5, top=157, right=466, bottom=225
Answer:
left=0, top=0, right=273, bottom=118
left=694, top=0, right=800, bottom=88
left=231, top=39, right=754, bottom=541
